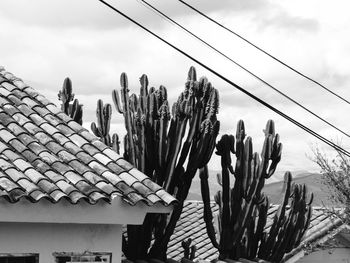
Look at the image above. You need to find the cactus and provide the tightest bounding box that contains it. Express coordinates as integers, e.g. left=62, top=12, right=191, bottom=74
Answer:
left=258, top=173, right=313, bottom=262
left=182, top=238, right=196, bottom=261
left=58, top=77, right=83, bottom=125
left=200, top=120, right=313, bottom=261
left=114, top=67, right=220, bottom=260
left=91, top=99, right=120, bottom=152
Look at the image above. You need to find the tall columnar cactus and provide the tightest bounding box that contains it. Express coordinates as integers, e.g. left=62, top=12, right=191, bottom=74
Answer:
left=200, top=120, right=313, bottom=261
left=58, top=77, right=83, bottom=125
left=113, top=67, right=220, bottom=260
left=91, top=99, right=120, bottom=154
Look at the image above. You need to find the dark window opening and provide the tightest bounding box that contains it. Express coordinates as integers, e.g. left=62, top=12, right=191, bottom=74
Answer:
left=54, top=252, right=111, bottom=263
left=0, top=254, right=38, bottom=263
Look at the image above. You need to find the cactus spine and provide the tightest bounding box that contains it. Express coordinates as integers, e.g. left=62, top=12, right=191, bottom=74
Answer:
left=200, top=120, right=313, bottom=261
left=113, top=67, right=220, bottom=260
left=58, top=77, right=83, bottom=125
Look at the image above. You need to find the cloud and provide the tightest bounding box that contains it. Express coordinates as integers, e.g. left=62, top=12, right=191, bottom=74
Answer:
left=0, top=0, right=124, bottom=30
left=1, top=0, right=350, bottom=176
left=0, top=0, right=271, bottom=32
left=153, top=0, right=268, bottom=16
left=258, top=11, right=320, bottom=33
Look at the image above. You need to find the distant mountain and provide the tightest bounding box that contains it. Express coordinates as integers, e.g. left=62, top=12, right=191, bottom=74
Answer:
left=187, top=170, right=333, bottom=207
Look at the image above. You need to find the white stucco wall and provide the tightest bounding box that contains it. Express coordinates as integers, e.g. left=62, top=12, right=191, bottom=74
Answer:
left=0, top=197, right=173, bottom=262
left=0, top=222, right=122, bottom=263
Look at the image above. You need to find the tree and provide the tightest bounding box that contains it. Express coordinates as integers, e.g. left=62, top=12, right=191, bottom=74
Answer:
left=312, top=146, right=350, bottom=223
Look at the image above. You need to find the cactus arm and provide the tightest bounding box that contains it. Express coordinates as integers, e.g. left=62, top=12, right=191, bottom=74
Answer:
left=104, top=103, right=112, bottom=137
left=220, top=148, right=231, bottom=253
left=175, top=105, right=201, bottom=170
left=190, top=245, right=196, bottom=260
left=112, top=133, right=120, bottom=154
left=96, top=99, right=104, bottom=134
left=258, top=171, right=292, bottom=258
left=112, top=89, right=124, bottom=114
left=162, top=118, right=177, bottom=182
left=163, top=117, right=188, bottom=192
left=91, top=122, right=100, bottom=137
left=253, top=196, right=269, bottom=256
left=298, top=205, right=312, bottom=244
left=120, top=72, right=137, bottom=165
left=215, top=135, right=235, bottom=256
left=58, top=77, right=74, bottom=113
left=268, top=134, right=282, bottom=177
left=199, top=166, right=220, bottom=249
left=158, top=104, right=169, bottom=172
left=242, top=137, right=253, bottom=198
left=71, top=99, right=83, bottom=125
left=197, top=121, right=220, bottom=168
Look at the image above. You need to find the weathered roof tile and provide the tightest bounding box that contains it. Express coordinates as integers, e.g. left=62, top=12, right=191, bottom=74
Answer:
left=17, top=178, right=40, bottom=194
left=4, top=167, right=27, bottom=182
left=56, top=124, right=74, bottom=136
left=102, top=148, right=121, bottom=161
left=81, top=144, right=100, bottom=156
left=29, top=190, right=48, bottom=201
left=0, top=176, right=21, bottom=192
left=95, top=181, right=118, bottom=195
left=37, top=179, right=59, bottom=194
left=49, top=189, right=67, bottom=202
left=13, top=158, right=32, bottom=172
left=18, top=134, right=37, bottom=146
left=0, top=67, right=177, bottom=206
left=93, top=153, right=112, bottom=165
left=69, top=134, right=89, bottom=147
left=56, top=180, right=78, bottom=195
left=52, top=133, right=70, bottom=145
left=9, top=139, right=27, bottom=152
left=101, top=171, right=123, bottom=185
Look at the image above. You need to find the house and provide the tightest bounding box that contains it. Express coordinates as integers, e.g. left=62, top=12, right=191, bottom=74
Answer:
left=0, top=66, right=177, bottom=263
left=167, top=201, right=347, bottom=262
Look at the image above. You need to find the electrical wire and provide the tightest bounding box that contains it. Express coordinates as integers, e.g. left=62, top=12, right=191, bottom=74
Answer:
left=177, top=0, right=350, bottom=105
left=97, top=0, right=350, bottom=157
left=137, top=0, right=350, bottom=139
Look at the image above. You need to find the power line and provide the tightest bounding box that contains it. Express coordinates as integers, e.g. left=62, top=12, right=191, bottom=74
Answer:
left=97, top=0, right=350, bottom=157
left=137, top=0, right=350, bottom=139
left=177, top=0, right=350, bottom=105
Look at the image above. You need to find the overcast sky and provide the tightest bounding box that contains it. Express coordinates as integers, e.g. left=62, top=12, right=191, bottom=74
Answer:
left=1, top=0, right=350, bottom=177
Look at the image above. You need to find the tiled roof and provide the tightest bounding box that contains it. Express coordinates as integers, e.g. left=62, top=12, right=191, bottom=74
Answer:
left=0, top=67, right=177, bottom=206
left=167, top=201, right=342, bottom=261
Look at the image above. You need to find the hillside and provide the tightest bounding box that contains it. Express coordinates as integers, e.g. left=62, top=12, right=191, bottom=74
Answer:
left=187, top=171, right=334, bottom=207
left=263, top=173, right=332, bottom=206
